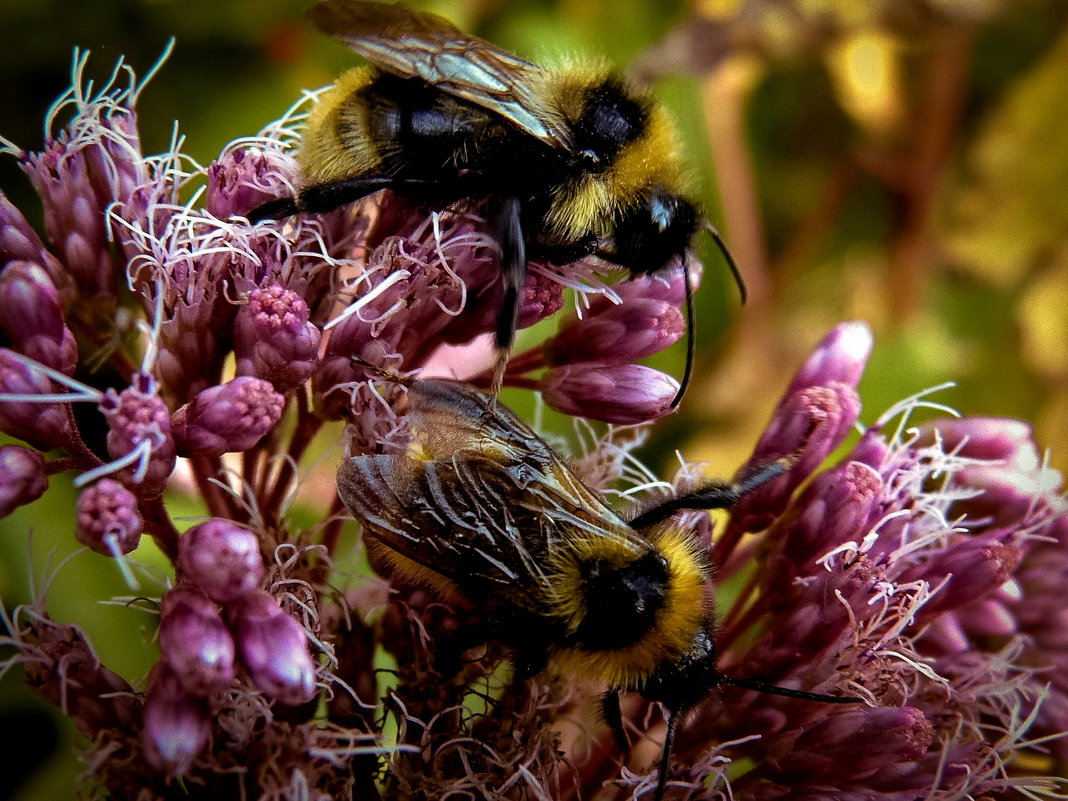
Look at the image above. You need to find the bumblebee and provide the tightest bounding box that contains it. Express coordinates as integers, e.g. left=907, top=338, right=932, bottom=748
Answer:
left=250, top=0, right=743, bottom=402
left=337, top=378, right=859, bottom=800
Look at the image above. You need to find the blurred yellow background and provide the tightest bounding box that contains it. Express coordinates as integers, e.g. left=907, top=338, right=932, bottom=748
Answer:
left=1, top=0, right=1066, bottom=796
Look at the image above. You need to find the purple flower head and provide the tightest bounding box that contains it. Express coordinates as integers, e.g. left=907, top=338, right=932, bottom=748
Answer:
left=142, top=661, right=211, bottom=776
left=101, top=373, right=176, bottom=496
left=171, top=376, right=284, bottom=456
left=0, top=260, right=78, bottom=374
left=234, top=284, right=321, bottom=392
left=15, top=48, right=150, bottom=304
left=157, top=585, right=236, bottom=696
left=177, top=519, right=264, bottom=603
left=225, top=589, right=317, bottom=706
left=539, top=362, right=680, bottom=424
left=75, top=478, right=143, bottom=556
left=0, top=444, right=48, bottom=517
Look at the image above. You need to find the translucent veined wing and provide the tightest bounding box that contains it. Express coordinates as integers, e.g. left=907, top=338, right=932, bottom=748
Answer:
left=307, top=0, right=574, bottom=150
left=337, top=380, right=654, bottom=615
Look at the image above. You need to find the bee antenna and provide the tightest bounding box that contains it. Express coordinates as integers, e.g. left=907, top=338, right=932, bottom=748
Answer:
left=701, top=220, right=746, bottom=305
left=721, top=675, right=863, bottom=705
left=669, top=254, right=696, bottom=409
left=653, top=708, right=680, bottom=801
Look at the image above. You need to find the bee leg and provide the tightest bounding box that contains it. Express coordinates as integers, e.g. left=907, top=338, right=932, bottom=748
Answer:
left=246, top=177, right=394, bottom=221
left=626, top=458, right=790, bottom=531
left=484, top=195, right=527, bottom=396
left=530, top=233, right=598, bottom=265
left=248, top=175, right=483, bottom=221
left=602, top=690, right=631, bottom=755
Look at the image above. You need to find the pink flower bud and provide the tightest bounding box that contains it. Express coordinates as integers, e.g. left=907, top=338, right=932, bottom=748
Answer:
left=0, top=347, right=73, bottom=450
left=768, top=707, right=932, bottom=783
left=543, top=294, right=684, bottom=367
left=905, top=535, right=1023, bottom=622
left=21, top=101, right=147, bottom=305
left=101, top=373, right=176, bottom=497
left=142, top=661, right=211, bottom=775
left=177, top=519, right=264, bottom=603
left=226, top=590, right=317, bottom=706
left=158, top=586, right=236, bottom=696
left=539, top=363, right=679, bottom=424
left=784, top=321, right=873, bottom=396
left=207, top=145, right=298, bottom=220
left=0, top=191, right=69, bottom=299
left=517, top=270, right=565, bottom=330
left=0, top=444, right=48, bottom=517
left=731, top=382, right=862, bottom=532
left=234, top=286, right=321, bottom=392
left=766, top=460, right=883, bottom=578
left=0, top=261, right=78, bottom=374
left=917, top=417, right=1037, bottom=464
left=75, top=479, right=143, bottom=556
left=172, top=376, right=285, bottom=456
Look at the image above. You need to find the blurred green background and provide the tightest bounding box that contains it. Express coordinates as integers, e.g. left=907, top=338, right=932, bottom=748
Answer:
left=2, top=0, right=1067, bottom=797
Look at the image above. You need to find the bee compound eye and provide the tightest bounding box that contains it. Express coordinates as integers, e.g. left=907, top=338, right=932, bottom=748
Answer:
left=578, top=148, right=602, bottom=171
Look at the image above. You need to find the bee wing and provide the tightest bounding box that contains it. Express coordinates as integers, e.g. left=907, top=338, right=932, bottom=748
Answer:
left=338, top=380, right=652, bottom=614
left=307, top=0, right=573, bottom=150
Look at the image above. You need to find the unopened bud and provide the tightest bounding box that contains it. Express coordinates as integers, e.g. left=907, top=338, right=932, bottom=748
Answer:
left=234, top=286, right=321, bottom=393
left=101, top=373, right=176, bottom=496
left=158, top=586, right=236, bottom=696
left=142, top=661, right=211, bottom=775
left=539, top=363, right=678, bottom=424
left=172, top=376, right=284, bottom=456
left=226, top=590, right=317, bottom=706
left=0, top=444, right=48, bottom=517
left=75, top=479, right=143, bottom=556
left=177, top=519, right=264, bottom=603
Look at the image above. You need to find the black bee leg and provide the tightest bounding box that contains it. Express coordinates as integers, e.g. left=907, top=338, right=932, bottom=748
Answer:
left=484, top=195, right=526, bottom=396
left=247, top=177, right=396, bottom=221
left=247, top=175, right=485, bottom=222
left=626, top=459, right=790, bottom=531
left=602, top=690, right=631, bottom=755
left=653, top=710, right=680, bottom=801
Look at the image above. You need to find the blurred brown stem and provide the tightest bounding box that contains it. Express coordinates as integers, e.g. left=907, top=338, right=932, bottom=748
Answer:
left=702, top=62, right=769, bottom=309
left=858, top=25, right=973, bottom=321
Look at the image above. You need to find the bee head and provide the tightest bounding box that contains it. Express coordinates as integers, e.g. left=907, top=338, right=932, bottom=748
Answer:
left=605, top=188, right=699, bottom=275
left=636, top=623, right=723, bottom=713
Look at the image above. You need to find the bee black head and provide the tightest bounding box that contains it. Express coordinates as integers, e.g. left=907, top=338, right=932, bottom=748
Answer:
left=636, top=623, right=722, bottom=713
left=608, top=189, right=699, bottom=276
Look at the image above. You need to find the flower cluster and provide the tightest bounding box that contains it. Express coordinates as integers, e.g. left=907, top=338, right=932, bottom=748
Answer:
left=1, top=48, right=1065, bottom=801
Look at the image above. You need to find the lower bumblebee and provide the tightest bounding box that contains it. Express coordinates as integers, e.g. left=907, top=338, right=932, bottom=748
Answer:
left=250, top=0, right=745, bottom=401
left=337, top=377, right=859, bottom=800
